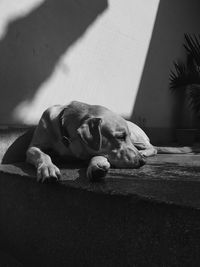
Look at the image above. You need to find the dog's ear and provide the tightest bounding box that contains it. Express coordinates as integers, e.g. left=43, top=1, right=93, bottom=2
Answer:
left=77, top=118, right=102, bottom=151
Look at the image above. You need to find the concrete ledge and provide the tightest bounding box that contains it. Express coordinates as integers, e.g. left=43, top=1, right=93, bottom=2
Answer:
left=1, top=166, right=200, bottom=266
left=1, top=155, right=200, bottom=209
left=1, top=127, right=200, bottom=266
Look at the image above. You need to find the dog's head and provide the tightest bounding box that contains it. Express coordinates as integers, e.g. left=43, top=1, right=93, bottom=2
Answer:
left=77, top=111, right=145, bottom=168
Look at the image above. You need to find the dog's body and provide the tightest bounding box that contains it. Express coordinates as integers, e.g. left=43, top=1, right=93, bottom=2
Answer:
left=26, top=101, right=191, bottom=182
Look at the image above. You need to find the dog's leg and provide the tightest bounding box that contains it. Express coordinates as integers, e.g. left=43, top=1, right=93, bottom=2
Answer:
left=126, top=120, right=157, bottom=158
left=138, top=145, right=157, bottom=157
left=87, top=156, right=110, bottom=181
left=26, top=107, right=62, bottom=182
left=26, top=146, right=61, bottom=182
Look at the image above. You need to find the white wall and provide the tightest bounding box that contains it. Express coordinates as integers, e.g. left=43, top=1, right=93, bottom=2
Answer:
left=0, top=0, right=159, bottom=124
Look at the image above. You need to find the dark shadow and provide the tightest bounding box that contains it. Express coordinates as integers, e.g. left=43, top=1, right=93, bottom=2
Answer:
left=130, top=0, right=200, bottom=144
left=0, top=0, right=108, bottom=123
left=2, top=127, right=35, bottom=163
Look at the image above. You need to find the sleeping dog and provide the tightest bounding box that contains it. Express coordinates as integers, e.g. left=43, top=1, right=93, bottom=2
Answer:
left=26, top=101, right=189, bottom=182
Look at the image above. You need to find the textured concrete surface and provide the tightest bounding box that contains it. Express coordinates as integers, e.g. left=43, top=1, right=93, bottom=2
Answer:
left=0, top=154, right=200, bottom=266
left=0, top=153, right=200, bottom=209
left=1, top=159, right=200, bottom=266
left=1, top=127, right=200, bottom=266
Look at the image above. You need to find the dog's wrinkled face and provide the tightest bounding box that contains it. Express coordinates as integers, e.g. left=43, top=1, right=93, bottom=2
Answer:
left=77, top=110, right=146, bottom=168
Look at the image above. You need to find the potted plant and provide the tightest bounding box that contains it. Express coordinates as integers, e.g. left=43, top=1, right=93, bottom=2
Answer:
left=170, top=34, right=200, bottom=145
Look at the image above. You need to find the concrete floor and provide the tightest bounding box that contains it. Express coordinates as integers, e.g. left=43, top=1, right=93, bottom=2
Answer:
left=1, top=153, right=200, bottom=266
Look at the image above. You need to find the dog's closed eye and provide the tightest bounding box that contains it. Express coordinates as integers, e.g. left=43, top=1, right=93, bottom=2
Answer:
left=115, top=132, right=127, bottom=141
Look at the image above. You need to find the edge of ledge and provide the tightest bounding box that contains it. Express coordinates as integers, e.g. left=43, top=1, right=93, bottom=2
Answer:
left=1, top=162, right=200, bottom=211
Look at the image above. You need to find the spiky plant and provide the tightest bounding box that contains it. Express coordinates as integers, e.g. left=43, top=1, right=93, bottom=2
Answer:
left=188, top=84, right=200, bottom=116
left=170, top=34, right=200, bottom=116
left=184, top=34, right=200, bottom=66
left=170, top=60, right=192, bottom=90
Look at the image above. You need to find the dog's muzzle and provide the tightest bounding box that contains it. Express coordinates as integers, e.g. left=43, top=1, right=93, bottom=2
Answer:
left=106, top=147, right=146, bottom=169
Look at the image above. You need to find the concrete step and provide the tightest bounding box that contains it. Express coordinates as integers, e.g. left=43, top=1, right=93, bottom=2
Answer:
left=0, top=126, right=200, bottom=266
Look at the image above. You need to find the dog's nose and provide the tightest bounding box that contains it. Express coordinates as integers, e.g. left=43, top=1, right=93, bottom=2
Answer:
left=139, top=157, right=146, bottom=167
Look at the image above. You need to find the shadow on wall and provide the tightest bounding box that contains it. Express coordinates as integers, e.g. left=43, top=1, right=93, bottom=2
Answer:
left=131, top=0, right=200, bottom=145
left=0, top=0, right=107, bottom=124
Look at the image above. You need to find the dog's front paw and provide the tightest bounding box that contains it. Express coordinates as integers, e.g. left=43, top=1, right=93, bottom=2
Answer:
left=87, top=156, right=110, bottom=181
left=37, top=163, right=61, bottom=183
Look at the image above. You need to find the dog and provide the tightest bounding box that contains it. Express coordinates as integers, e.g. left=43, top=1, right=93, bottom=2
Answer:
left=26, top=101, right=191, bottom=182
